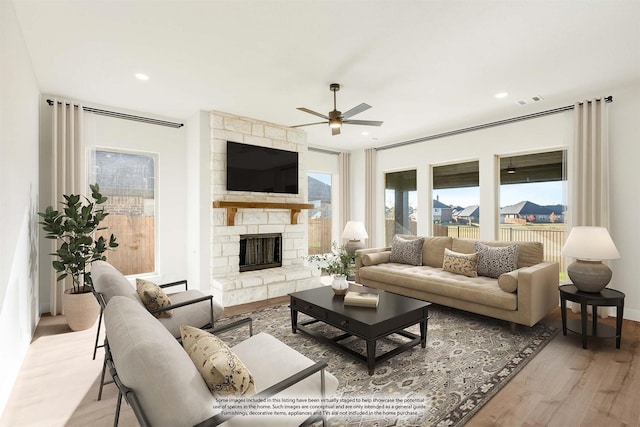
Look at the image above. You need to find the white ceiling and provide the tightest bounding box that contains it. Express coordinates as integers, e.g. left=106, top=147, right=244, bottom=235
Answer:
left=11, top=0, right=640, bottom=151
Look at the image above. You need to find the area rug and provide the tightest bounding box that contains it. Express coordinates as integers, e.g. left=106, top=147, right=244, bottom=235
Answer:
left=215, top=303, right=557, bottom=427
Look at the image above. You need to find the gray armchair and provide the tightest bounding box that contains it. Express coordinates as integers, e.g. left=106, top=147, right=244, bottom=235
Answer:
left=104, top=296, right=338, bottom=427
left=91, top=260, right=225, bottom=399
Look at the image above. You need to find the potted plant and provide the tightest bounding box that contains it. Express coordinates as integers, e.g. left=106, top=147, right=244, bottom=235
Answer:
left=307, top=242, right=358, bottom=295
left=38, top=183, right=118, bottom=331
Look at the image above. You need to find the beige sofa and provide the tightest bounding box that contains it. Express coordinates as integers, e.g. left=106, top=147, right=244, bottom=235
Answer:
left=355, top=236, right=559, bottom=327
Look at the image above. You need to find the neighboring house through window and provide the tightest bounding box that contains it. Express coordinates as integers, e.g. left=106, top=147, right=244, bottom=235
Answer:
left=498, top=150, right=567, bottom=274
left=432, top=160, right=480, bottom=239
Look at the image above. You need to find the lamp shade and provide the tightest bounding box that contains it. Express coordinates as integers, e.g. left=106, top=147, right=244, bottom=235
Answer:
left=561, top=226, right=620, bottom=261
left=342, top=221, right=368, bottom=240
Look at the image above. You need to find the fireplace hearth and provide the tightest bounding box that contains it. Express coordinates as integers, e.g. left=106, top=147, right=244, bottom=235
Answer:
left=239, top=233, right=282, bottom=272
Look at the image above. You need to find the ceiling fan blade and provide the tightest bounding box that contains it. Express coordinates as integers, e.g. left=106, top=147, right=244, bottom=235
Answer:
left=290, top=121, right=328, bottom=128
left=342, top=103, right=371, bottom=119
left=332, top=127, right=341, bottom=136
left=343, top=119, right=383, bottom=126
left=297, top=107, right=329, bottom=120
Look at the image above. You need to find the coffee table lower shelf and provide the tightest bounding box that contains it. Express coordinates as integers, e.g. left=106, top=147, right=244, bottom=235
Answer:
left=293, top=318, right=424, bottom=375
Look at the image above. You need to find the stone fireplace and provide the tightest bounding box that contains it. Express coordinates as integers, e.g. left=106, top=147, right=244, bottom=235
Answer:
left=209, top=111, right=320, bottom=307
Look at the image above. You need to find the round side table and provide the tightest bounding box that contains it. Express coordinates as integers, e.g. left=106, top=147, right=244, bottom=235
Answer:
left=559, top=284, right=624, bottom=349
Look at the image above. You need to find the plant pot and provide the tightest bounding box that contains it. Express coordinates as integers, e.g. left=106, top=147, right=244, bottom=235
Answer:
left=63, top=288, right=100, bottom=331
left=331, top=274, right=349, bottom=296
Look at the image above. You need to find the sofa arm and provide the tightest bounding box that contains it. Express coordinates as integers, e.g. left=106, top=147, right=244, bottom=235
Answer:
left=355, top=247, right=391, bottom=284
left=516, top=262, right=560, bottom=326
left=355, top=247, right=392, bottom=268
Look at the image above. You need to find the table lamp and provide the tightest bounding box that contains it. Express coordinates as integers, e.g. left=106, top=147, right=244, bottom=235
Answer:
left=561, top=226, right=621, bottom=293
left=342, top=221, right=368, bottom=255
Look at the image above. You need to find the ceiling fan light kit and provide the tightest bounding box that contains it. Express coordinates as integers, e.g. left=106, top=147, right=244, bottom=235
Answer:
left=292, top=83, right=383, bottom=136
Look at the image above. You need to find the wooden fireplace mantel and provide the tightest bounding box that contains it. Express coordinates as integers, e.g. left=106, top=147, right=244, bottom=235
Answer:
left=212, top=200, right=315, bottom=226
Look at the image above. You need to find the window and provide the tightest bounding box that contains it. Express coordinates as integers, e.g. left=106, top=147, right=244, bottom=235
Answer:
left=432, top=161, right=480, bottom=239
left=307, top=172, right=332, bottom=255
left=385, top=170, right=417, bottom=245
left=499, top=150, right=567, bottom=274
left=90, top=149, right=156, bottom=275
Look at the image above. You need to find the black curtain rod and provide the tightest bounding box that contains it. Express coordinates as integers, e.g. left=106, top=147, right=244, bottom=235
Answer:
left=46, top=99, right=184, bottom=128
left=376, top=96, right=613, bottom=151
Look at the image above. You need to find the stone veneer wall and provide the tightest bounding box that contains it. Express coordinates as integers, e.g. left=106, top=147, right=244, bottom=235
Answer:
left=209, top=111, right=320, bottom=306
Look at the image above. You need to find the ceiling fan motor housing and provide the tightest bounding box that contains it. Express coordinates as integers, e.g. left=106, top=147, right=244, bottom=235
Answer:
left=328, top=110, right=342, bottom=128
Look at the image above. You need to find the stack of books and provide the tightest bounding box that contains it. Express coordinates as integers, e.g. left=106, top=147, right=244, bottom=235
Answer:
left=344, top=290, right=379, bottom=308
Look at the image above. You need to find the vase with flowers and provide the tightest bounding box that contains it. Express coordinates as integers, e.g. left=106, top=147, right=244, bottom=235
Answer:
left=307, top=242, right=358, bottom=295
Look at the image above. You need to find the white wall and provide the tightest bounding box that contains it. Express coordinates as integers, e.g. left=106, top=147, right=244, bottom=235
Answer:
left=38, top=100, right=189, bottom=312
left=351, top=83, right=640, bottom=322
left=607, top=83, right=640, bottom=323
left=186, top=111, right=212, bottom=292
left=0, top=0, right=41, bottom=415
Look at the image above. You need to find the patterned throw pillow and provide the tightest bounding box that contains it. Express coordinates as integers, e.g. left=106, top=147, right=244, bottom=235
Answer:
left=474, top=242, right=519, bottom=279
left=136, top=278, right=173, bottom=318
left=180, top=325, right=256, bottom=397
left=442, top=248, right=479, bottom=277
left=389, top=236, right=425, bottom=266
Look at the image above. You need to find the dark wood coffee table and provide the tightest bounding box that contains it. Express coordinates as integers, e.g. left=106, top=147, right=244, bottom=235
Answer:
left=289, top=285, right=430, bottom=375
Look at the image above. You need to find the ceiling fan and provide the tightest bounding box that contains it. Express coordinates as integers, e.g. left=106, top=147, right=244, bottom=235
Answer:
left=291, top=83, right=383, bottom=136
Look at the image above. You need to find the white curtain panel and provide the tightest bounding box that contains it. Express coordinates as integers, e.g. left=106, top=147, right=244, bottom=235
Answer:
left=338, top=152, right=351, bottom=233
left=365, top=148, right=377, bottom=247
left=570, top=98, right=611, bottom=317
left=50, top=99, right=86, bottom=314
left=571, top=98, right=610, bottom=226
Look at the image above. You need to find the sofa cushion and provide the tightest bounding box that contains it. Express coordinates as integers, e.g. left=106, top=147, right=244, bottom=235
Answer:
left=422, top=236, right=453, bottom=268
left=474, top=242, right=519, bottom=279
left=390, top=235, right=424, bottom=266
left=442, top=248, right=478, bottom=278
left=181, top=325, right=256, bottom=397
left=91, top=260, right=141, bottom=304
left=357, top=263, right=517, bottom=311
left=136, top=278, right=173, bottom=318
left=452, top=238, right=543, bottom=268
left=104, top=296, right=217, bottom=427
left=498, top=269, right=519, bottom=292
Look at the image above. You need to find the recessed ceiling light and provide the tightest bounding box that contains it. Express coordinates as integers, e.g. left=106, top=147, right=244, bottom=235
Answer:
left=135, top=73, right=150, bottom=81
left=494, top=92, right=508, bottom=99
left=361, top=131, right=369, bottom=136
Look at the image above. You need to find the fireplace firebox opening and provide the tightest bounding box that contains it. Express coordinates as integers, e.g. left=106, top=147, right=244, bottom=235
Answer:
left=239, top=233, right=283, bottom=272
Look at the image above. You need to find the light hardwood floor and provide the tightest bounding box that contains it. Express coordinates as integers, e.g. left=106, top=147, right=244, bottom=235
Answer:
left=1, top=299, right=638, bottom=427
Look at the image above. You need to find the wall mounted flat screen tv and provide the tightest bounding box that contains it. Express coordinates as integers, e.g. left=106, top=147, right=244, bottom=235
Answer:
left=226, top=141, right=299, bottom=194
